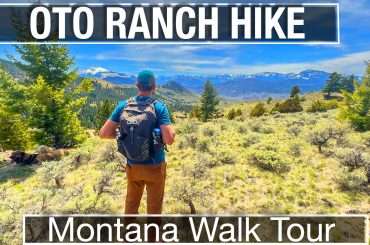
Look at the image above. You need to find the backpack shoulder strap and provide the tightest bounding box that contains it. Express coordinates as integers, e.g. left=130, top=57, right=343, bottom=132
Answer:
left=146, top=97, right=156, bottom=105
left=148, top=98, right=158, bottom=118
left=136, top=97, right=156, bottom=106
left=127, top=97, right=136, bottom=105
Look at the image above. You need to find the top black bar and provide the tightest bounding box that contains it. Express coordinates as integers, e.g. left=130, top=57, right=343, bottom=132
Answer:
left=0, top=4, right=339, bottom=43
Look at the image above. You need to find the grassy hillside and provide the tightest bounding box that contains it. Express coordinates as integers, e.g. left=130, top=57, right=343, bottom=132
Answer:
left=89, top=79, right=198, bottom=109
left=0, top=94, right=369, bottom=244
left=79, top=79, right=198, bottom=128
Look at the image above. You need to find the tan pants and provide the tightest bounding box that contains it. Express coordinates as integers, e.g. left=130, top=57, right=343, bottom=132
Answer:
left=125, top=162, right=166, bottom=214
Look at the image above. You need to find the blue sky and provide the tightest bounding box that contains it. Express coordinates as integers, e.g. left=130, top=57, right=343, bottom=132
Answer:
left=0, top=0, right=369, bottom=76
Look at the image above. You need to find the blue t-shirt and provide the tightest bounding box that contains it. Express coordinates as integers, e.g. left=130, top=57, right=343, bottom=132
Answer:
left=109, top=96, right=171, bottom=164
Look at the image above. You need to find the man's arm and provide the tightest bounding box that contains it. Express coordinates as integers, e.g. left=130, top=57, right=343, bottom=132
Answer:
left=99, top=120, right=119, bottom=139
left=160, top=124, right=175, bottom=145
left=99, top=101, right=125, bottom=139
left=156, top=102, right=176, bottom=145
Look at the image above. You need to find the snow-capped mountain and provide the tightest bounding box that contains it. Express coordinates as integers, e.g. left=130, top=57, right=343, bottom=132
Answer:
left=214, top=70, right=330, bottom=99
left=80, top=67, right=136, bottom=84
left=80, top=67, right=331, bottom=99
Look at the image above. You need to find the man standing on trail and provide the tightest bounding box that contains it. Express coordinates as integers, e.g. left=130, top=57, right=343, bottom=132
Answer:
left=99, top=70, right=175, bottom=214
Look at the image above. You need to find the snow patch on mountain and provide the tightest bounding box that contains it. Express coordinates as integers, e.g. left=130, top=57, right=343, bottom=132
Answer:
left=80, top=67, right=109, bottom=75
left=80, top=67, right=331, bottom=98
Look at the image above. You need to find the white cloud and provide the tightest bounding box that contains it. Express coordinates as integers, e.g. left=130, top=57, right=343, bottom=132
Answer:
left=80, top=47, right=370, bottom=75
left=167, top=50, right=370, bottom=75
left=91, top=45, right=235, bottom=66
left=80, top=66, right=109, bottom=75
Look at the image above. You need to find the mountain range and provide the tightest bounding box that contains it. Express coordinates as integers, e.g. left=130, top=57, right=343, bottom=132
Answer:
left=80, top=67, right=331, bottom=99
left=1, top=59, right=331, bottom=100
left=0, top=59, right=197, bottom=112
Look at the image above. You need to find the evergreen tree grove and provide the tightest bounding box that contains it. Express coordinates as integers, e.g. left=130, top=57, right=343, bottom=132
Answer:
left=6, top=45, right=92, bottom=148
left=199, top=80, right=219, bottom=122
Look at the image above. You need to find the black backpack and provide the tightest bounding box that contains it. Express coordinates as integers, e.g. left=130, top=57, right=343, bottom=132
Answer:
left=117, top=97, right=157, bottom=162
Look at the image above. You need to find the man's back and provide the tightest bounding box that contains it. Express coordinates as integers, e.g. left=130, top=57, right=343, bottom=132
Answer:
left=109, top=95, right=171, bottom=164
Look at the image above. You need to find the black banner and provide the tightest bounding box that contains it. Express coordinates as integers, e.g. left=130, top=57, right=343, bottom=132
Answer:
left=24, top=215, right=367, bottom=243
left=0, top=4, right=339, bottom=43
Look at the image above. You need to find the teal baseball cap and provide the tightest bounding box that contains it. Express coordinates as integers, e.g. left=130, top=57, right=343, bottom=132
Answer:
left=137, top=70, right=156, bottom=90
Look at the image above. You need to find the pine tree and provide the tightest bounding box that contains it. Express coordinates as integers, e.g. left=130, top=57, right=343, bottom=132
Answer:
left=199, top=80, right=219, bottom=122
left=10, top=45, right=92, bottom=148
left=341, top=75, right=355, bottom=93
left=26, top=76, right=89, bottom=147
left=95, top=100, right=116, bottom=129
left=339, top=63, right=370, bottom=131
left=323, top=72, right=342, bottom=97
left=266, top=97, right=273, bottom=104
left=0, top=68, right=34, bottom=150
left=290, top=85, right=301, bottom=98
left=12, top=45, right=77, bottom=88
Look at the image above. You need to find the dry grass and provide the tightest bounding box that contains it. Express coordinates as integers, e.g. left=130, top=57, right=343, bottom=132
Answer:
left=0, top=99, right=369, bottom=244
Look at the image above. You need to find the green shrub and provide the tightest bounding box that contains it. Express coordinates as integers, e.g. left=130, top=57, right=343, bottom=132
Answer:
left=184, top=134, right=198, bottom=148
left=196, top=138, right=210, bottom=152
left=197, top=153, right=219, bottom=168
left=226, top=109, right=236, bottom=120
left=201, top=127, right=216, bottom=137
left=226, top=108, right=242, bottom=120
left=309, top=126, right=346, bottom=153
left=338, top=149, right=370, bottom=184
left=259, top=126, right=274, bottom=134
left=249, top=149, right=291, bottom=173
left=97, top=143, right=123, bottom=163
left=249, top=121, right=261, bottom=132
left=337, top=148, right=369, bottom=172
left=241, top=134, right=260, bottom=147
left=289, top=143, right=302, bottom=157
left=177, top=122, right=199, bottom=134
left=235, top=108, right=242, bottom=117
left=237, top=125, right=248, bottom=134
left=272, top=97, right=303, bottom=113
left=307, top=100, right=338, bottom=113
left=337, top=170, right=367, bottom=191
left=250, top=103, right=267, bottom=117
left=183, top=160, right=209, bottom=180
left=218, top=151, right=236, bottom=165
left=287, top=125, right=301, bottom=136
